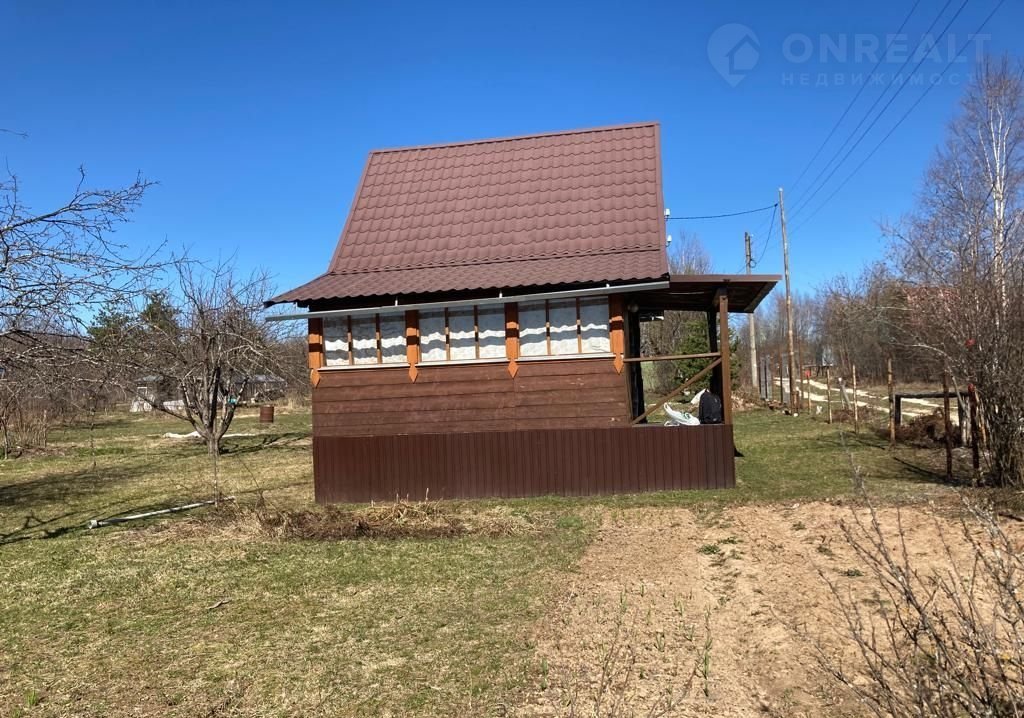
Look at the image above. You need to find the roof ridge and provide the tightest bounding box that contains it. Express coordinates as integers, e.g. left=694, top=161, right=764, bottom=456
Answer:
left=369, top=121, right=659, bottom=155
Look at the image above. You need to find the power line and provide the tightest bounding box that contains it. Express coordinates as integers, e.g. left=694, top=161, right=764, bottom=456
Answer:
left=787, top=0, right=965, bottom=221
left=731, top=205, right=778, bottom=273
left=666, top=203, right=777, bottom=220
left=789, top=0, right=1007, bottom=234
left=753, top=203, right=778, bottom=268
left=788, top=0, right=924, bottom=197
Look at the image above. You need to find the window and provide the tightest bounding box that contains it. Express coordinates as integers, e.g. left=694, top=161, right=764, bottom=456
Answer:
left=580, top=298, right=611, bottom=353
left=418, top=305, right=508, bottom=363
left=322, top=317, right=350, bottom=366
left=318, top=297, right=608, bottom=368
left=478, top=305, right=506, bottom=358
left=321, top=311, right=408, bottom=367
left=448, top=307, right=475, bottom=360
left=517, top=297, right=610, bottom=357
left=518, top=301, right=547, bottom=357
left=419, top=310, right=446, bottom=362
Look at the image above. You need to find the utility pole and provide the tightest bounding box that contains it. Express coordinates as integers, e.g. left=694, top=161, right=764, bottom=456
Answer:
left=778, top=187, right=798, bottom=408
left=744, top=231, right=758, bottom=392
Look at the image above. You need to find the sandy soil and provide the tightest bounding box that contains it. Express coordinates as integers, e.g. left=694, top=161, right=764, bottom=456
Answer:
left=516, top=501, right=1023, bottom=717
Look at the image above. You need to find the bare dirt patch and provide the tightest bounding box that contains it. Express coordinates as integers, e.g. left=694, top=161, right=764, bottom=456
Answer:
left=517, top=501, right=1024, bottom=717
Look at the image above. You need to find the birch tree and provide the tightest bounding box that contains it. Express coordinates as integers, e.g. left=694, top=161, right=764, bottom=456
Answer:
left=888, top=56, right=1024, bottom=486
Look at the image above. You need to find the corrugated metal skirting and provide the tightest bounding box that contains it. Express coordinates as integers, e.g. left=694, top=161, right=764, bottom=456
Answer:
left=312, top=425, right=735, bottom=503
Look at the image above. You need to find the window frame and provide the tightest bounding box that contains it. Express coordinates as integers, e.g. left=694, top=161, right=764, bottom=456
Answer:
left=321, top=312, right=410, bottom=369
left=516, top=297, right=611, bottom=359
left=317, top=296, right=612, bottom=370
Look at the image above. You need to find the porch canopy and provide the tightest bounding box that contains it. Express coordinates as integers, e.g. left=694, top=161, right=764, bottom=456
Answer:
left=631, top=274, right=780, bottom=315
left=622, top=273, right=781, bottom=426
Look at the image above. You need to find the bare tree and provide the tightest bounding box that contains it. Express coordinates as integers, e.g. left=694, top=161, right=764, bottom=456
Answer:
left=98, top=259, right=292, bottom=457
left=0, top=165, right=157, bottom=452
left=642, top=234, right=714, bottom=394
left=886, top=56, right=1024, bottom=487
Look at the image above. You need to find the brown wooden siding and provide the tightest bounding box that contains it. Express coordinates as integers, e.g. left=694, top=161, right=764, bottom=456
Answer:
left=312, top=358, right=629, bottom=437
left=312, top=424, right=735, bottom=503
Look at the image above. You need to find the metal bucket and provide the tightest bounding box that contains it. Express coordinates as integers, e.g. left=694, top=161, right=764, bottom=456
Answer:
left=259, top=405, right=275, bottom=423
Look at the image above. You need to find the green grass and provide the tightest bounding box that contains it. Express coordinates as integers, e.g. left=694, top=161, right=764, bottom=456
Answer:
left=0, top=407, right=956, bottom=716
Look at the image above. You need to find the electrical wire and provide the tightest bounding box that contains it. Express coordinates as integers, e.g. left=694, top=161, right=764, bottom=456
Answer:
left=665, top=203, right=777, bottom=220
left=787, top=0, right=967, bottom=222
left=789, top=0, right=1007, bottom=235
left=754, top=203, right=778, bottom=268
left=788, top=0, right=924, bottom=197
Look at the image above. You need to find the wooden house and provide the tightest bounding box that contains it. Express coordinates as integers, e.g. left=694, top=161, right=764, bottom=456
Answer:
left=267, top=123, right=779, bottom=502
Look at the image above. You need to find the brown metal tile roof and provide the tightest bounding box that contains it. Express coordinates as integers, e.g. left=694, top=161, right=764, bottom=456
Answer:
left=270, top=122, right=669, bottom=305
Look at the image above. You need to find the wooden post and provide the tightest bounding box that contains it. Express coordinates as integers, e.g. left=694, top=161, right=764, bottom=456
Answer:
left=745, top=231, right=758, bottom=392
left=405, top=310, right=420, bottom=382
left=942, top=370, right=953, bottom=482
left=852, top=364, right=859, bottom=434
left=505, top=303, right=520, bottom=378
left=308, top=317, right=324, bottom=387
left=887, top=357, right=895, bottom=447
left=969, top=383, right=980, bottom=474
left=804, top=369, right=811, bottom=413
left=707, top=309, right=720, bottom=399
left=797, top=346, right=804, bottom=414
left=719, top=291, right=732, bottom=425
left=776, top=357, right=784, bottom=404
left=778, top=187, right=798, bottom=408
left=825, top=366, right=833, bottom=424
left=609, top=296, right=625, bottom=374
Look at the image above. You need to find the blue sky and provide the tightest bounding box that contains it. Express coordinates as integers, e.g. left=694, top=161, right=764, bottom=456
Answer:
left=3, top=0, right=1020, bottom=296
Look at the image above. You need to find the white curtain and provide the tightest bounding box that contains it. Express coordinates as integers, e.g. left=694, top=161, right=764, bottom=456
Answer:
left=351, top=316, right=378, bottom=364
left=548, top=299, right=578, bottom=355
left=379, top=312, right=406, bottom=363
left=580, top=297, right=610, bottom=353
left=322, top=317, right=350, bottom=366
left=478, top=305, right=506, bottom=358
left=419, top=310, right=446, bottom=361
left=448, top=307, right=475, bottom=360
left=518, top=301, right=547, bottom=356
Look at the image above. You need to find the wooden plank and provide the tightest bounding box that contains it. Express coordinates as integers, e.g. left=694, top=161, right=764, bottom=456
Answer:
left=315, top=420, right=512, bottom=437
left=315, top=391, right=624, bottom=417
left=622, top=352, right=721, bottom=364
left=308, top=318, right=325, bottom=369
left=719, top=292, right=732, bottom=426
left=406, top=310, right=420, bottom=382
left=609, top=295, right=625, bottom=374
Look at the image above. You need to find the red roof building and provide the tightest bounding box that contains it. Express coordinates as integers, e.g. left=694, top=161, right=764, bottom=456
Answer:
left=270, top=123, right=778, bottom=502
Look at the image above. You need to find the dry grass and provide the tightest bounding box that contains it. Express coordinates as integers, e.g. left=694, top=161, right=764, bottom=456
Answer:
left=185, top=499, right=543, bottom=541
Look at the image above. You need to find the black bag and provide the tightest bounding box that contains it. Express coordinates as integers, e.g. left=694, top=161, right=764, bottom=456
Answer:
left=698, top=391, right=724, bottom=424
